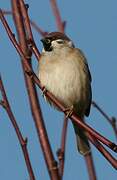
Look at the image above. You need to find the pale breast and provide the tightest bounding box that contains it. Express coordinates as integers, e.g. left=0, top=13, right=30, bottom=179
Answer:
left=38, top=48, right=89, bottom=112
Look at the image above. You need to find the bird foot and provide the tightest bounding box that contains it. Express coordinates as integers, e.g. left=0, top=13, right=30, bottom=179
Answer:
left=64, top=105, right=74, bottom=118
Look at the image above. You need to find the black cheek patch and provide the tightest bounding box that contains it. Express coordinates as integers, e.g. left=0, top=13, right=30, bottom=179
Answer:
left=44, top=43, right=53, bottom=52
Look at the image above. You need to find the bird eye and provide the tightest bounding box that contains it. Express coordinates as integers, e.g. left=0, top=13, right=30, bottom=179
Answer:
left=45, top=38, right=51, bottom=44
left=56, top=40, right=64, bottom=44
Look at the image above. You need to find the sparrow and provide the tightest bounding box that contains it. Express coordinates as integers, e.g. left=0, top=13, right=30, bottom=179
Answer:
left=38, top=32, right=92, bottom=156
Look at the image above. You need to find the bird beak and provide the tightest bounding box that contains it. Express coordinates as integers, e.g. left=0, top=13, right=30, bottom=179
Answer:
left=40, top=38, right=45, bottom=44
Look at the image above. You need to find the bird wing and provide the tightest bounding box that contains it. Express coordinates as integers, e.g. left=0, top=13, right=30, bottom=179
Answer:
left=76, top=48, right=92, bottom=82
left=76, top=48, right=92, bottom=116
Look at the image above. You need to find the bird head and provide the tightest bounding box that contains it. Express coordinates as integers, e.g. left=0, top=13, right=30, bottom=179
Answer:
left=41, top=32, right=74, bottom=52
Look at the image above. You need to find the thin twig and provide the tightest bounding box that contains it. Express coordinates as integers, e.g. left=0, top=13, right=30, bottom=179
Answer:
left=57, top=115, right=68, bottom=178
left=30, top=21, right=48, bottom=37
left=0, top=76, right=35, bottom=180
left=0, top=8, right=117, bottom=169
left=88, top=133, right=117, bottom=169
left=50, top=0, right=65, bottom=32
left=84, top=152, right=97, bottom=180
left=92, top=101, right=117, bottom=141
left=10, top=1, right=60, bottom=179
left=19, top=1, right=33, bottom=40
left=2, top=9, right=47, bottom=37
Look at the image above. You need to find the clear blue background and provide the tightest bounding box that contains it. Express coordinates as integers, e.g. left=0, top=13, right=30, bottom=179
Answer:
left=0, top=1, right=117, bottom=179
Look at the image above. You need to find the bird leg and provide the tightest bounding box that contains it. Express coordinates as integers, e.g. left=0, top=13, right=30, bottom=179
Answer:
left=63, top=105, right=74, bottom=118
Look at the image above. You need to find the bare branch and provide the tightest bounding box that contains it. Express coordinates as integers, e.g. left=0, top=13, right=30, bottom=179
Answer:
left=2, top=9, right=47, bottom=37
left=88, top=133, right=117, bottom=169
left=10, top=1, right=60, bottom=179
left=50, top=0, right=65, bottom=32
left=0, top=76, right=35, bottom=180
left=30, top=20, right=48, bottom=37
left=57, top=115, right=68, bottom=178
left=84, top=152, right=97, bottom=180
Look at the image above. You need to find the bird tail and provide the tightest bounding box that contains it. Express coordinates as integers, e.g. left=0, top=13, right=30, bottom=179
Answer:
left=72, top=118, right=90, bottom=156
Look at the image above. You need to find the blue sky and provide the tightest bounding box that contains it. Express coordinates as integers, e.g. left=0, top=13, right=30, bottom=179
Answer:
left=0, top=1, right=117, bottom=180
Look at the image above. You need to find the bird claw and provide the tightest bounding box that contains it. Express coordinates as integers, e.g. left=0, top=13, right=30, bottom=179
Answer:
left=64, top=105, right=74, bottom=118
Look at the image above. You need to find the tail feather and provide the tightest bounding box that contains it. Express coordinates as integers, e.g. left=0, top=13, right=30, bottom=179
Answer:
left=73, top=121, right=90, bottom=156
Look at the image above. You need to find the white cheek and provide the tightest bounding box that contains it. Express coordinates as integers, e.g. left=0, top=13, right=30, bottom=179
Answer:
left=51, top=41, right=59, bottom=48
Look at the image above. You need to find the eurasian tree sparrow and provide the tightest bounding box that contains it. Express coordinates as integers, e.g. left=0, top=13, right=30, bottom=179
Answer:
left=38, top=32, right=92, bottom=156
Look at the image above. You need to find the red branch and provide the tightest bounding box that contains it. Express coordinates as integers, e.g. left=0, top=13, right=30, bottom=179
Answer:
left=50, top=0, right=65, bottom=32
left=2, top=9, right=47, bottom=37
left=30, top=21, right=48, bottom=37
left=0, top=76, right=35, bottom=180
left=84, top=152, right=97, bottom=180
left=57, top=116, right=68, bottom=178
left=10, top=0, right=60, bottom=179
left=88, top=133, right=117, bottom=169
left=0, top=9, right=117, bottom=170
